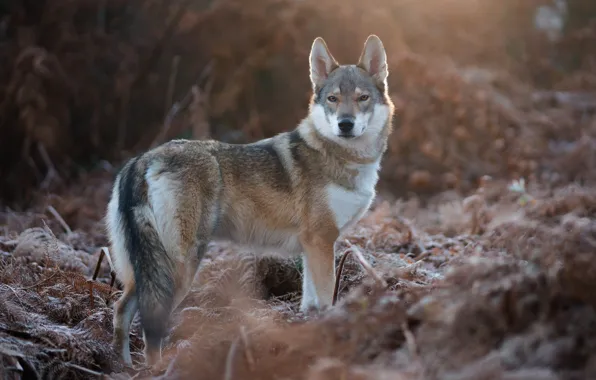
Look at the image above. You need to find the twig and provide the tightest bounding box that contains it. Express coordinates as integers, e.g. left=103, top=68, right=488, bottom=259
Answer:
left=332, top=249, right=352, bottom=306
left=164, top=55, right=181, bottom=119
left=38, top=143, right=60, bottom=189
left=4, top=356, right=23, bottom=373
left=2, top=284, right=25, bottom=308
left=46, top=205, right=72, bottom=235
left=190, top=85, right=212, bottom=140
left=21, top=271, right=59, bottom=290
left=41, top=219, right=55, bottom=237
left=332, top=241, right=388, bottom=305
left=239, top=326, right=255, bottom=371
left=1, top=239, right=18, bottom=247
left=401, top=322, right=418, bottom=359
left=99, top=247, right=116, bottom=274
left=397, top=216, right=424, bottom=255
left=150, top=60, right=214, bottom=149
left=414, top=251, right=431, bottom=262
left=402, top=321, right=428, bottom=376
left=130, top=0, right=194, bottom=91
left=37, top=142, right=55, bottom=173
left=99, top=247, right=117, bottom=290
left=64, top=362, right=105, bottom=378
left=223, top=337, right=241, bottom=380
left=343, top=240, right=387, bottom=288
left=87, top=247, right=118, bottom=308
left=92, top=248, right=106, bottom=281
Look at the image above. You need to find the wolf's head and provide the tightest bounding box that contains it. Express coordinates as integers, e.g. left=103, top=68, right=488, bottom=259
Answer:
left=307, top=35, right=393, bottom=149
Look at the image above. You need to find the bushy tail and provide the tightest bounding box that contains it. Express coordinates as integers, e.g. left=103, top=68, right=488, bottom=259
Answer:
left=117, top=157, right=176, bottom=358
left=132, top=220, right=175, bottom=353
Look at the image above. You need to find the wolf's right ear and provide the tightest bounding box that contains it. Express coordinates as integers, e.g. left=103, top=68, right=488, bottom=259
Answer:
left=309, top=37, right=339, bottom=90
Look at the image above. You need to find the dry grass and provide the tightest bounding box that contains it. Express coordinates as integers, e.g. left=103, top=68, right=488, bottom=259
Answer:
left=3, top=172, right=596, bottom=379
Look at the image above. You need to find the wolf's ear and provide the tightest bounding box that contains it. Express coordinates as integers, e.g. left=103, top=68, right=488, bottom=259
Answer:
left=357, top=35, right=388, bottom=86
left=309, top=37, right=339, bottom=89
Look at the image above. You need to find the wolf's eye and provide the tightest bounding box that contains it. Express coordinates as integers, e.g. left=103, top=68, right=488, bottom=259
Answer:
left=327, top=95, right=338, bottom=103
left=358, top=95, right=370, bottom=101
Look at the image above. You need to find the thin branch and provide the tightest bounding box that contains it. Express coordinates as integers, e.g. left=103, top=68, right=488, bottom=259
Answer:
left=223, top=337, right=241, bottom=380
left=343, top=240, right=387, bottom=288
left=164, top=55, right=181, bottom=118
left=64, top=362, right=105, bottom=378
left=239, top=326, right=255, bottom=371
left=2, top=284, right=25, bottom=308
left=88, top=247, right=118, bottom=304
left=21, top=271, right=59, bottom=290
left=92, top=248, right=106, bottom=281
left=332, top=249, right=352, bottom=306
left=99, top=247, right=116, bottom=273
left=1, top=239, right=18, bottom=247
left=38, top=143, right=61, bottom=189
left=130, top=0, right=194, bottom=91
left=401, top=322, right=418, bottom=359
left=2, top=355, right=23, bottom=374
left=46, top=205, right=72, bottom=235
left=150, top=60, right=214, bottom=149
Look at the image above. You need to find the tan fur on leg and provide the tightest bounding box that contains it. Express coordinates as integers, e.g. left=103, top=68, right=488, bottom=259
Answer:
left=112, top=282, right=138, bottom=366
left=300, top=219, right=338, bottom=311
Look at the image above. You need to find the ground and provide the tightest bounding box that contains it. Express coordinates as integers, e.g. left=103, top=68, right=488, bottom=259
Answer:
left=2, top=161, right=596, bottom=379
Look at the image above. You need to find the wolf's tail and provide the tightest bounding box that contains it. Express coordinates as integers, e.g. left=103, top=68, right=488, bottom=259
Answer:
left=116, top=157, right=176, bottom=354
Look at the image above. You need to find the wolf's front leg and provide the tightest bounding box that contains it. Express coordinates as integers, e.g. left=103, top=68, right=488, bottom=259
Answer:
left=300, top=254, right=320, bottom=311
left=299, top=231, right=337, bottom=313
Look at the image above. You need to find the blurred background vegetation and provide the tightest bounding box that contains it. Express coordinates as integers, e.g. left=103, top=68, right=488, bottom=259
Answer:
left=0, top=0, right=595, bottom=205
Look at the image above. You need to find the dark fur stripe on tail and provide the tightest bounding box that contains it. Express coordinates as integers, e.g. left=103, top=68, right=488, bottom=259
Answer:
left=118, top=157, right=175, bottom=345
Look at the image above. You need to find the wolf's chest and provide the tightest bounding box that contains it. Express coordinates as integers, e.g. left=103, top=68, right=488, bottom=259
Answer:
left=325, top=161, right=380, bottom=233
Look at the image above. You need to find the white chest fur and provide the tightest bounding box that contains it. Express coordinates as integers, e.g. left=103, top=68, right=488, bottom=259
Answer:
left=325, top=159, right=380, bottom=234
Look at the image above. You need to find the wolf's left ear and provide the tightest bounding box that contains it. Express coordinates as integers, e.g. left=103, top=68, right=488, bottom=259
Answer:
left=357, top=35, right=388, bottom=86
left=309, top=37, right=339, bottom=90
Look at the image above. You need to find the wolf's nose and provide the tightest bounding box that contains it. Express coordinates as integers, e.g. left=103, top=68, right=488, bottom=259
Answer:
left=338, top=119, right=354, bottom=133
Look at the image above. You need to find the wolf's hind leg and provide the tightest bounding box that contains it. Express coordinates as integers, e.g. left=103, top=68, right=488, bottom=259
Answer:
left=113, top=282, right=138, bottom=365
left=171, top=241, right=210, bottom=313
left=169, top=167, right=220, bottom=313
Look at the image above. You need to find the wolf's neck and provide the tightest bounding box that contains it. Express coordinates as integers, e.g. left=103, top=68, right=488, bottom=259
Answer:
left=296, top=118, right=387, bottom=165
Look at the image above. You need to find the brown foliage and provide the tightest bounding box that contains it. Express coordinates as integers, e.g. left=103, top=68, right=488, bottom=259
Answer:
left=2, top=175, right=596, bottom=379
left=1, top=0, right=596, bottom=203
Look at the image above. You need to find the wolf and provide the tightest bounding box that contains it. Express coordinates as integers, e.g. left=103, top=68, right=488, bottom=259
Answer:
left=106, top=34, right=395, bottom=366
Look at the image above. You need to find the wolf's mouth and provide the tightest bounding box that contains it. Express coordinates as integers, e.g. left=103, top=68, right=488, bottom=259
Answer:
left=338, top=133, right=355, bottom=139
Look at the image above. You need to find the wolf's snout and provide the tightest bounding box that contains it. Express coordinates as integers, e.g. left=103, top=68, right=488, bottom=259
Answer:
left=338, top=119, right=355, bottom=134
